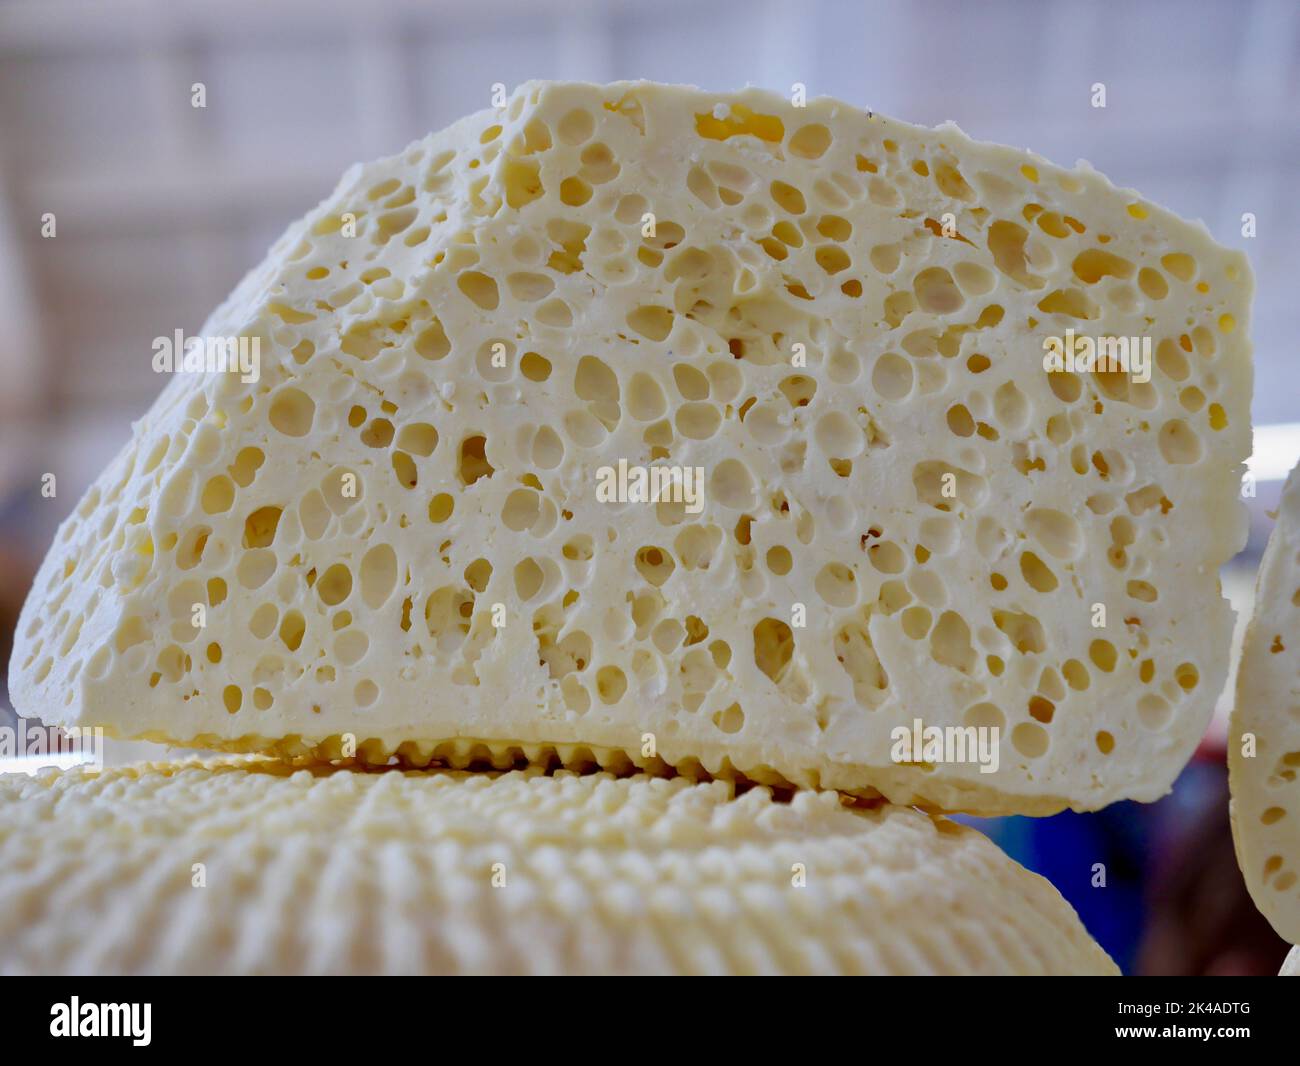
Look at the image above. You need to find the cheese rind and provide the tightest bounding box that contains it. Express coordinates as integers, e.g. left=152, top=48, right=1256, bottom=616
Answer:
left=1230, top=463, right=1300, bottom=943
left=0, top=759, right=1116, bottom=975
left=10, top=81, right=1252, bottom=814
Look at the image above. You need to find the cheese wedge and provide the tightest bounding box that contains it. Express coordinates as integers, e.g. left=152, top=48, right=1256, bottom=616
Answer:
left=0, top=759, right=1117, bottom=975
left=1230, top=463, right=1300, bottom=943
left=9, top=81, right=1252, bottom=814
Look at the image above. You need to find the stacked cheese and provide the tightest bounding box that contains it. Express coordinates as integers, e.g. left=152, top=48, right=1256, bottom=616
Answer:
left=1230, top=463, right=1300, bottom=946
left=0, top=759, right=1117, bottom=976
left=6, top=80, right=1260, bottom=974
left=8, top=81, right=1251, bottom=816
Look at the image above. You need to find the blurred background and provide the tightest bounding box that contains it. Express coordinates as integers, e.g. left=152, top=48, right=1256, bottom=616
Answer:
left=0, top=0, right=1296, bottom=974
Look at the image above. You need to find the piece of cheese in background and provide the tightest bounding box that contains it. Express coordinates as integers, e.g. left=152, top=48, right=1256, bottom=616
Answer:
left=9, top=81, right=1252, bottom=816
left=1282, top=946, right=1300, bottom=976
left=0, top=760, right=1117, bottom=976
left=1230, top=462, right=1300, bottom=944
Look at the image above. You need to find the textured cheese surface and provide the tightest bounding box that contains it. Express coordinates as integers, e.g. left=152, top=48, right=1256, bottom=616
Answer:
left=10, top=81, right=1252, bottom=815
left=1230, top=463, right=1300, bottom=943
left=0, top=760, right=1116, bottom=975
left=1282, top=946, right=1300, bottom=976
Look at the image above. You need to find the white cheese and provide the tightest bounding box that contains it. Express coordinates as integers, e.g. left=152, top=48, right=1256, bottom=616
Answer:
left=0, top=760, right=1117, bottom=975
left=9, top=81, right=1252, bottom=815
left=1230, top=462, right=1300, bottom=943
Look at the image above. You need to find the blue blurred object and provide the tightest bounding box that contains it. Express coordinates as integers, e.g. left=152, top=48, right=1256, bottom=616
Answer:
left=963, top=754, right=1240, bottom=975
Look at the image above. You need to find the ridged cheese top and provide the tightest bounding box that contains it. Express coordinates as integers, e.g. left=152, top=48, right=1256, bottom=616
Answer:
left=1230, top=463, right=1300, bottom=944
left=0, top=759, right=1116, bottom=975
left=10, top=80, right=1252, bottom=815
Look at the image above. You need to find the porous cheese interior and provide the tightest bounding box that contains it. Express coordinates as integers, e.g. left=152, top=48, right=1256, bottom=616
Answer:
left=1231, top=463, right=1300, bottom=944
left=0, top=760, right=1117, bottom=976
left=10, top=81, right=1252, bottom=815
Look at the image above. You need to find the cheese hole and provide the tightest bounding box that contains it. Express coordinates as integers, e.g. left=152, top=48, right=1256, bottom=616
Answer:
left=359, top=544, right=398, bottom=609
left=415, top=318, right=451, bottom=360
left=710, top=458, right=756, bottom=510
left=1160, top=253, right=1196, bottom=282
left=1089, top=639, right=1118, bottom=672
left=457, top=271, right=499, bottom=310
left=770, top=180, right=806, bottom=214
left=557, top=108, right=594, bottom=144
left=249, top=602, right=279, bottom=639
left=268, top=388, right=315, bottom=437
left=1011, top=722, right=1049, bottom=758
left=1137, top=267, right=1168, bottom=300
left=627, top=305, right=674, bottom=342
left=930, top=611, right=976, bottom=673
left=559, top=177, right=592, bottom=206
left=520, top=352, right=551, bottom=382
left=279, top=611, right=305, bottom=652
left=635, top=546, right=675, bottom=587
left=503, top=489, right=541, bottom=532
left=463, top=558, right=493, bottom=594
left=575, top=356, right=620, bottom=402
left=913, top=267, right=964, bottom=314
left=1019, top=551, right=1058, bottom=593
left=872, top=353, right=914, bottom=400
left=595, top=665, right=627, bottom=704
left=676, top=402, right=721, bottom=439
left=317, top=564, right=353, bottom=606
left=242, top=506, right=283, bottom=550
left=396, top=423, right=438, bottom=457
left=628, top=373, right=668, bottom=420
left=391, top=452, right=418, bottom=489
left=789, top=123, right=831, bottom=159
left=753, top=617, right=795, bottom=684
left=458, top=435, right=494, bottom=486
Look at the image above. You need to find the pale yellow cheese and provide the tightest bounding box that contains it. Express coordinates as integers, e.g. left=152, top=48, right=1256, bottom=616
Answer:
left=0, top=759, right=1116, bottom=975
left=1230, top=463, right=1300, bottom=943
left=9, top=81, right=1252, bottom=815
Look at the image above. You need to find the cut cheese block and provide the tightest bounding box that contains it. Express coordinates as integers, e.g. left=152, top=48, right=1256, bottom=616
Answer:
left=0, top=759, right=1117, bottom=975
left=1230, top=462, right=1300, bottom=943
left=9, top=81, right=1252, bottom=815
left=1282, top=946, right=1300, bottom=976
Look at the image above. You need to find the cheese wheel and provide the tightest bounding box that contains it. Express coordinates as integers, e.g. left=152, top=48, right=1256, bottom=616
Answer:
left=9, top=81, right=1252, bottom=815
left=1230, top=463, right=1300, bottom=943
left=0, top=759, right=1116, bottom=975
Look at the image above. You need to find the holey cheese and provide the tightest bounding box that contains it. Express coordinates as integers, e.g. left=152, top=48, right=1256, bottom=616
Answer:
left=0, top=760, right=1118, bottom=976
left=10, top=82, right=1252, bottom=815
left=1230, top=463, right=1300, bottom=943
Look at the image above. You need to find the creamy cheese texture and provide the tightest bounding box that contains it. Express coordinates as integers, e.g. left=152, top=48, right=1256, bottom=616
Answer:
left=0, top=760, right=1117, bottom=975
left=10, top=80, right=1252, bottom=815
left=1230, top=463, right=1300, bottom=944
left=1282, top=946, right=1300, bottom=976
